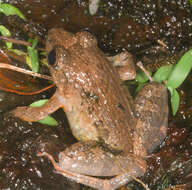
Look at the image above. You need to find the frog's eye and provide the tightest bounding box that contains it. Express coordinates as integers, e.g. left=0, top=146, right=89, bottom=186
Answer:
left=77, top=31, right=97, bottom=48
left=47, top=46, right=71, bottom=68
left=48, top=49, right=56, bottom=65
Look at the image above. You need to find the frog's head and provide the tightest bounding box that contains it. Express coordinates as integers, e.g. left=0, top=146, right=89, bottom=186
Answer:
left=46, top=28, right=98, bottom=86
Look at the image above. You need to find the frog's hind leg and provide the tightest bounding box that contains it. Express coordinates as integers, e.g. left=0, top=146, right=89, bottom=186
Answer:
left=38, top=141, right=146, bottom=190
left=134, top=82, right=168, bottom=156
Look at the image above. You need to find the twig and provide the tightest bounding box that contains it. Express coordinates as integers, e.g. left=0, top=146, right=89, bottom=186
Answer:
left=0, top=83, right=55, bottom=95
left=0, top=63, right=53, bottom=81
left=136, top=61, right=153, bottom=82
left=131, top=175, right=150, bottom=190
left=0, top=36, right=31, bottom=47
left=0, top=36, right=45, bottom=51
left=157, top=39, right=168, bottom=49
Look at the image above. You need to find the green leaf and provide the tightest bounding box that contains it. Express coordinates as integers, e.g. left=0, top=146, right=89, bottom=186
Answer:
left=0, top=3, right=26, bottom=20
left=40, top=51, right=47, bottom=56
left=135, top=83, right=146, bottom=94
left=0, top=25, right=10, bottom=36
left=190, top=0, right=192, bottom=7
left=153, top=65, right=173, bottom=83
left=27, top=38, right=39, bottom=72
left=31, top=38, right=38, bottom=49
left=0, top=25, right=12, bottom=48
left=30, top=99, right=59, bottom=126
left=9, top=48, right=26, bottom=56
left=136, top=69, right=151, bottom=83
left=168, top=87, right=180, bottom=116
left=30, top=99, right=49, bottom=107
left=27, top=46, right=39, bottom=73
left=29, top=38, right=38, bottom=48
left=167, top=49, right=192, bottom=88
left=38, top=116, right=59, bottom=126
left=25, top=54, right=32, bottom=68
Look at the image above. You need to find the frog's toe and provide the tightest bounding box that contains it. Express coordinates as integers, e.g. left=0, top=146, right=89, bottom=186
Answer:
left=12, top=106, right=44, bottom=122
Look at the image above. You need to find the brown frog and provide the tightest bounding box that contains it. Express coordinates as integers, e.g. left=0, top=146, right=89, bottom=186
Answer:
left=12, top=28, right=168, bottom=190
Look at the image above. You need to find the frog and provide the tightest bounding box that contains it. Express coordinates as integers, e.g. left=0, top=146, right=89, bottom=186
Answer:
left=12, top=28, right=168, bottom=190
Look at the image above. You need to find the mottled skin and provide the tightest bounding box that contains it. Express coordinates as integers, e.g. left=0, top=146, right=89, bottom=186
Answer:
left=13, top=28, right=168, bottom=190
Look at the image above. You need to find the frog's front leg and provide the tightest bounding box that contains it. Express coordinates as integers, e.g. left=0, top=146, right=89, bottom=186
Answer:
left=38, top=141, right=146, bottom=190
left=107, top=51, right=136, bottom=80
left=12, top=91, right=63, bottom=122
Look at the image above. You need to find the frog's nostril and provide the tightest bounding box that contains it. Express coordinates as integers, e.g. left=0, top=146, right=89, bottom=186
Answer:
left=48, top=49, right=56, bottom=65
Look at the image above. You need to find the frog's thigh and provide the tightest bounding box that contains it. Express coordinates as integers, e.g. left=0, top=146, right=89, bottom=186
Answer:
left=58, top=141, right=146, bottom=177
left=12, top=92, right=62, bottom=122
left=134, top=82, right=168, bottom=155
left=107, top=51, right=136, bottom=80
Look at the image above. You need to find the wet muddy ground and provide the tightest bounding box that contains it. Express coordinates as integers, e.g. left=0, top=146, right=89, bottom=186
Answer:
left=0, top=0, right=192, bottom=189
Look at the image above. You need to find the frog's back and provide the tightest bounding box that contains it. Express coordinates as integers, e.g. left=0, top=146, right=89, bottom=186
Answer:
left=60, top=34, right=136, bottom=152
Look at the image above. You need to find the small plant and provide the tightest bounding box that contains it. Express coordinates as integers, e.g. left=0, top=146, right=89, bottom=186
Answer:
left=190, top=0, right=192, bottom=7
left=0, top=1, right=26, bottom=49
left=0, top=1, right=26, bottom=20
left=0, top=2, right=57, bottom=126
left=136, top=49, right=192, bottom=115
left=0, top=2, right=40, bottom=72
left=27, top=38, right=39, bottom=72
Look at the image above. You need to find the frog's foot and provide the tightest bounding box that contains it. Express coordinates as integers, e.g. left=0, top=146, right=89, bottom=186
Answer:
left=12, top=106, right=49, bottom=122
left=13, top=106, right=35, bottom=121
left=107, top=51, right=136, bottom=80
left=37, top=141, right=146, bottom=190
left=12, top=91, right=62, bottom=122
